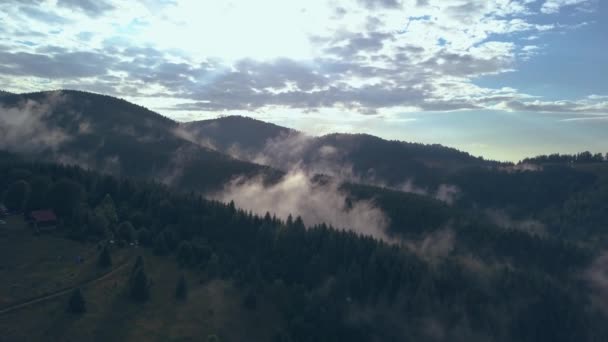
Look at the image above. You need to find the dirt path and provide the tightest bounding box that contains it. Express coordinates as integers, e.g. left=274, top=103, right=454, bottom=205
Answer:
left=0, top=260, right=130, bottom=315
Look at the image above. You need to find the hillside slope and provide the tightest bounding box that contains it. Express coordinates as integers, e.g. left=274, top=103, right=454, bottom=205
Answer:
left=1, top=159, right=606, bottom=342
left=183, top=115, right=295, bottom=153
left=0, top=91, right=279, bottom=192
left=183, top=116, right=493, bottom=189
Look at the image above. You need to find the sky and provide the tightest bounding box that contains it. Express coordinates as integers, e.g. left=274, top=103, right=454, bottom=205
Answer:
left=0, top=0, right=606, bottom=161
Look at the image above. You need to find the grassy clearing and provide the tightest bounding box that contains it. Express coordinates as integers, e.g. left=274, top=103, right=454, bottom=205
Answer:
left=0, top=216, right=131, bottom=306
left=0, top=218, right=281, bottom=342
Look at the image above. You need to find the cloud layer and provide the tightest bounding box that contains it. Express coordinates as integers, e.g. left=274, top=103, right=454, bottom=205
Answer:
left=0, top=0, right=605, bottom=118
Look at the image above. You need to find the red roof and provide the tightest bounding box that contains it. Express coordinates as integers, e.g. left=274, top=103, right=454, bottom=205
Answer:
left=30, top=210, right=57, bottom=223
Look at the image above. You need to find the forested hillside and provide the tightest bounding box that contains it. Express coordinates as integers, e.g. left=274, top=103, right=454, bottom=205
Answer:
left=1, top=154, right=607, bottom=341
left=183, top=116, right=493, bottom=190
left=0, top=91, right=280, bottom=192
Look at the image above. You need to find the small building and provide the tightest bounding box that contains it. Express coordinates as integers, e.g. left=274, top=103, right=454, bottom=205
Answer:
left=29, top=210, right=58, bottom=231
left=0, top=204, right=7, bottom=218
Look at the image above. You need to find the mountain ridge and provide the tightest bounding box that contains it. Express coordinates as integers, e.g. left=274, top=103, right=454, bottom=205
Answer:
left=182, top=115, right=495, bottom=190
left=0, top=90, right=280, bottom=192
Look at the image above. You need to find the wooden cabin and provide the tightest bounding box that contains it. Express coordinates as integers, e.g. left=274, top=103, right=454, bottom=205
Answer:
left=29, top=210, right=58, bottom=231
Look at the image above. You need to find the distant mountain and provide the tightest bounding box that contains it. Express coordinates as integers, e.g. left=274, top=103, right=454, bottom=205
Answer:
left=183, top=116, right=494, bottom=189
left=2, top=91, right=605, bottom=240
left=183, top=115, right=608, bottom=239
left=0, top=91, right=471, bottom=238
left=183, top=115, right=295, bottom=154
left=0, top=90, right=279, bottom=192
left=2, top=92, right=608, bottom=342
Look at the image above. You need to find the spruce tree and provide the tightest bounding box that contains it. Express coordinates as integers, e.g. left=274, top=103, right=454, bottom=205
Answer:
left=286, top=214, right=293, bottom=227
left=98, top=245, right=112, bottom=268
left=67, top=288, right=86, bottom=314
left=129, top=256, right=149, bottom=302
left=132, top=255, right=144, bottom=273
left=153, top=233, right=169, bottom=255
left=207, top=335, right=221, bottom=342
left=130, top=266, right=150, bottom=302
left=98, top=194, right=118, bottom=224
left=3, top=180, right=30, bottom=213
left=175, top=274, right=188, bottom=300
left=242, top=291, right=257, bottom=310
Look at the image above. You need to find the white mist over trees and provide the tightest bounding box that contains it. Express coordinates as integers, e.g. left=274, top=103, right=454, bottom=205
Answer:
left=214, top=170, right=391, bottom=241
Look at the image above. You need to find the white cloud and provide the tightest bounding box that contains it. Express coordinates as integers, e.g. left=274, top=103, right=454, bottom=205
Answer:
left=559, top=116, right=608, bottom=122
left=0, top=0, right=601, bottom=117
left=540, top=0, right=591, bottom=14
left=496, top=98, right=608, bottom=114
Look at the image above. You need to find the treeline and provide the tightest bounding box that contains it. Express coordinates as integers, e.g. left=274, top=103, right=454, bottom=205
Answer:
left=450, top=165, right=597, bottom=216
left=521, top=151, right=608, bottom=164
left=0, top=157, right=606, bottom=341
left=449, top=163, right=608, bottom=241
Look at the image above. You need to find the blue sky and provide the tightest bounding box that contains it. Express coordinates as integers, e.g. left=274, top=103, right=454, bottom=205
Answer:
left=0, top=0, right=606, bottom=161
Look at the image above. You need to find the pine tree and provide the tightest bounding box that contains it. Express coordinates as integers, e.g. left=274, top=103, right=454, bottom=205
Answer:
left=128, top=255, right=150, bottom=301
left=98, top=194, right=118, bottom=224
left=175, top=274, right=188, bottom=300
left=117, top=221, right=135, bottom=243
left=207, top=335, right=221, bottom=342
left=98, top=245, right=112, bottom=268
left=153, top=233, right=169, bottom=255
left=132, top=255, right=144, bottom=274
left=206, top=253, right=220, bottom=278
left=242, top=291, right=257, bottom=310
left=286, top=214, right=293, bottom=227
left=67, top=288, right=86, bottom=314
left=3, top=180, right=30, bottom=213
left=130, top=266, right=150, bottom=302
left=294, top=216, right=305, bottom=230
left=177, top=241, right=193, bottom=266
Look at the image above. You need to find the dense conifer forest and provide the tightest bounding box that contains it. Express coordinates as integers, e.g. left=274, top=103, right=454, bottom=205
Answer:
left=2, top=152, right=608, bottom=341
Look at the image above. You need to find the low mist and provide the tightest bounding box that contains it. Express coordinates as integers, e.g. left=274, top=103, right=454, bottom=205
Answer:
left=586, top=252, right=608, bottom=315
left=213, top=170, right=391, bottom=241
left=0, top=91, right=69, bottom=153
left=402, top=228, right=455, bottom=260
left=200, top=131, right=461, bottom=204
left=485, top=209, right=547, bottom=236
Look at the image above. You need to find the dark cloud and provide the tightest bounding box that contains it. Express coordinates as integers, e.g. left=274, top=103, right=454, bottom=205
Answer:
left=324, top=32, right=393, bottom=58
left=117, top=60, right=204, bottom=90
left=166, top=58, right=332, bottom=110
left=0, top=41, right=527, bottom=114
left=72, top=42, right=504, bottom=114
left=422, top=50, right=512, bottom=77
left=0, top=50, right=116, bottom=78
left=418, top=100, right=480, bottom=111
left=446, top=1, right=488, bottom=24
left=502, top=100, right=608, bottom=114
left=19, top=5, right=71, bottom=24
left=334, top=6, right=347, bottom=18
left=357, top=0, right=401, bottom=10
left=171, top=76, right=427, bottom=113
left=56, top=0, right=115, bottom=17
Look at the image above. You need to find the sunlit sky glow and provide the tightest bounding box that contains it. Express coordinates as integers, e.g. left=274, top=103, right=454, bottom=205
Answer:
left=0, top=0, right=606, bottom=161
